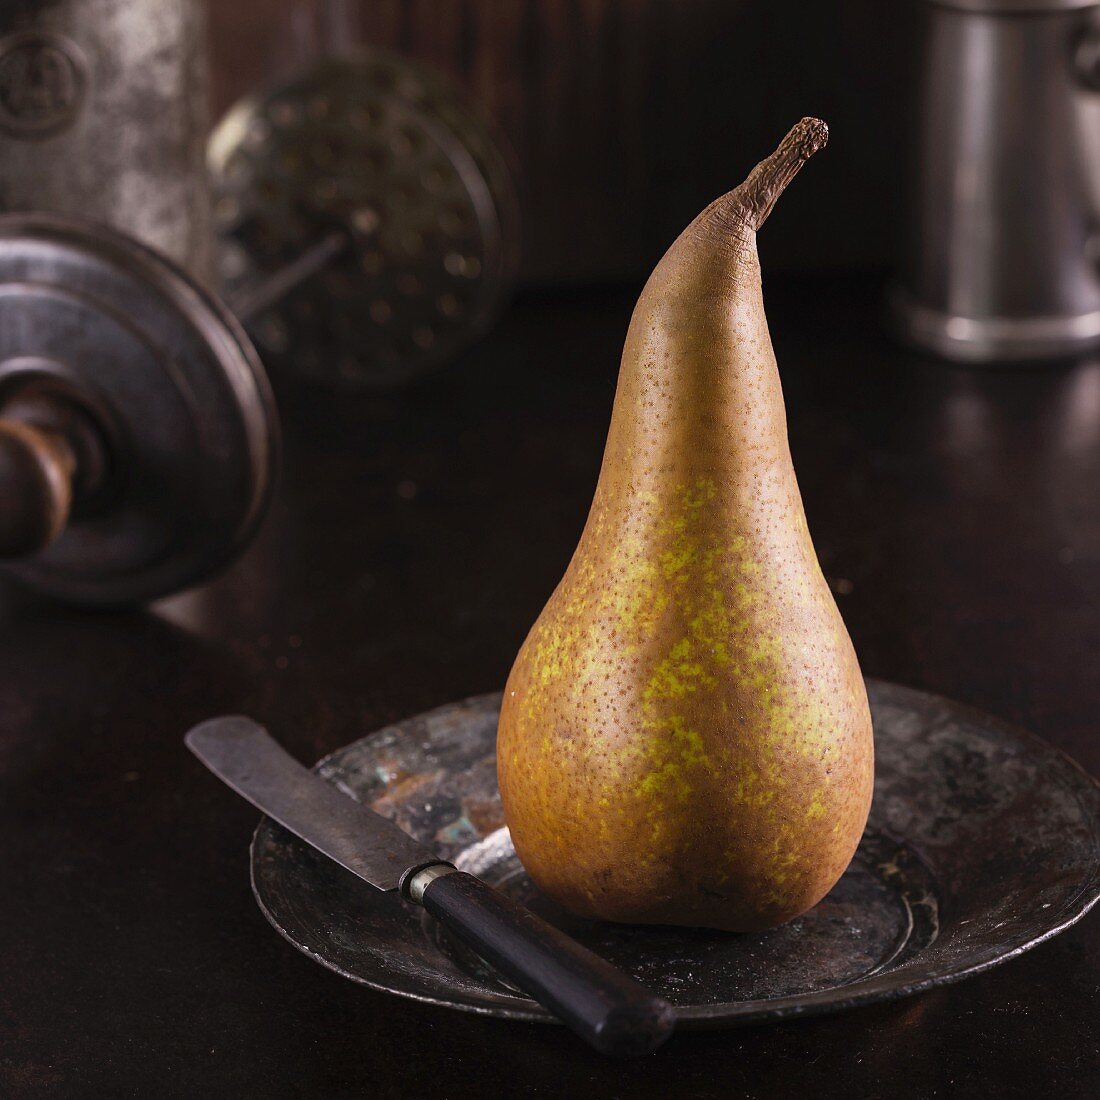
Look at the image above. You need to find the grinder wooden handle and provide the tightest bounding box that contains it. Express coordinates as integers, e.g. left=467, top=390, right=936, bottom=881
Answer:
left=0, top=418, right=75, bottom=558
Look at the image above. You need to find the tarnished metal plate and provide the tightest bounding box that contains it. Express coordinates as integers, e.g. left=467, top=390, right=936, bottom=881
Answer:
left=251, top=680, right=1100, bottom=1027
left=0, top=213, right=278, bottom=606
left=209, top=52, right=520, bottom=389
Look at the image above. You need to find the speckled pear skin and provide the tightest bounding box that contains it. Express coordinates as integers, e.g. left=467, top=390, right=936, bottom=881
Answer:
left=497, top=119, right=873, bottom=933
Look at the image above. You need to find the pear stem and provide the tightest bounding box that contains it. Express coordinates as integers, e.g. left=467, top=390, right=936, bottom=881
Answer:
left=705, top=118, right=828, bottom=236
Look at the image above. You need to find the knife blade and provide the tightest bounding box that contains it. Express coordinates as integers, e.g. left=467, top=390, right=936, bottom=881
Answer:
left=185, top=715, right=439, bottom=891
left=186, top=715, right=675, bottom=1057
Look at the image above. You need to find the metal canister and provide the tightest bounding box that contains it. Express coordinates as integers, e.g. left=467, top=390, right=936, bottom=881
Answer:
left=0, top=0, right=212, bottom=282
left=892, top=0, right=1100, bottom=363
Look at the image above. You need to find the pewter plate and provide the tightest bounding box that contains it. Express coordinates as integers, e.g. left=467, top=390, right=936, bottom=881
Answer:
left=251, top=680, right=1100, bottom=1027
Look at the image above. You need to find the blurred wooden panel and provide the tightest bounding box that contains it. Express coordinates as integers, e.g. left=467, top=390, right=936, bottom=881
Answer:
left=208, top=0, right=916, bottom=284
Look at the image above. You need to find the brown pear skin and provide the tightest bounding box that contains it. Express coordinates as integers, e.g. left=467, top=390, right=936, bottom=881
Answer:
left=497, top=119, right=874, bottom=934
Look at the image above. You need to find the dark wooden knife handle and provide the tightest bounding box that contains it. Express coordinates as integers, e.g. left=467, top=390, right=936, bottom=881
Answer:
left=420, top=871, right=674, bottom=1057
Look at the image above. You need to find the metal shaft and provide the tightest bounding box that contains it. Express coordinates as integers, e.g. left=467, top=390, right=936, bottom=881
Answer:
left=229, top=229, right=349, bottom=325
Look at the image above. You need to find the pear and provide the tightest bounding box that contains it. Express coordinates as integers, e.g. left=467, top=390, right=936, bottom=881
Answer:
left=498, top=119, right=873, bottom=933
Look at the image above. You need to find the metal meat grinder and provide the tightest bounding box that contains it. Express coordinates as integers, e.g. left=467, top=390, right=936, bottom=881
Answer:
left=893, top=0, right=1100, bottom=363
left=0, top=0, right=276, bottom=605
left=0, top=1, right=518, bottom=604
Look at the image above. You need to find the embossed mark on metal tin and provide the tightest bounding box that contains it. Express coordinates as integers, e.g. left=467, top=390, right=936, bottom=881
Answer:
left=0, top=31, right=87, bottom=139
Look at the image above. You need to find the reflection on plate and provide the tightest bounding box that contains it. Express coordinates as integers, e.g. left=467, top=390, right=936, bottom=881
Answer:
left=251, top=680, right=1099, bottom=1027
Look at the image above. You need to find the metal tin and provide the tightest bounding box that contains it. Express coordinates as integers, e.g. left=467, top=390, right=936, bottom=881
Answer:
left=0, top=0, right=212, bottom=282
left=250, top=681, right=1099, bottom=1027
left=893, top=0, right=1100, bottom=361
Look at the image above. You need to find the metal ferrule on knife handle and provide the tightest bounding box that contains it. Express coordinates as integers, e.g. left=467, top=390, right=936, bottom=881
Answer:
left=403, top=863, right=459, bottom=902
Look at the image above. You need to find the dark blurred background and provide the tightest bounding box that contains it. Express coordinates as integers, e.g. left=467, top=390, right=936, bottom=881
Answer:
left=209, top=0, right=916, bottom=284
left=1, top=2, right=1098, bottom=1096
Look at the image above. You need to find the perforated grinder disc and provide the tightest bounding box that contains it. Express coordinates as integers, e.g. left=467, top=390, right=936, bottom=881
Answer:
left=0, top=213, right=279, bottom=606
left=208, top=51, right=520, bottom=389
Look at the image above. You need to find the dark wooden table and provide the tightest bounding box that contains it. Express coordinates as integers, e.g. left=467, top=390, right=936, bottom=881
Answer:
left=1, top=276, right=1096, bottom=1097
